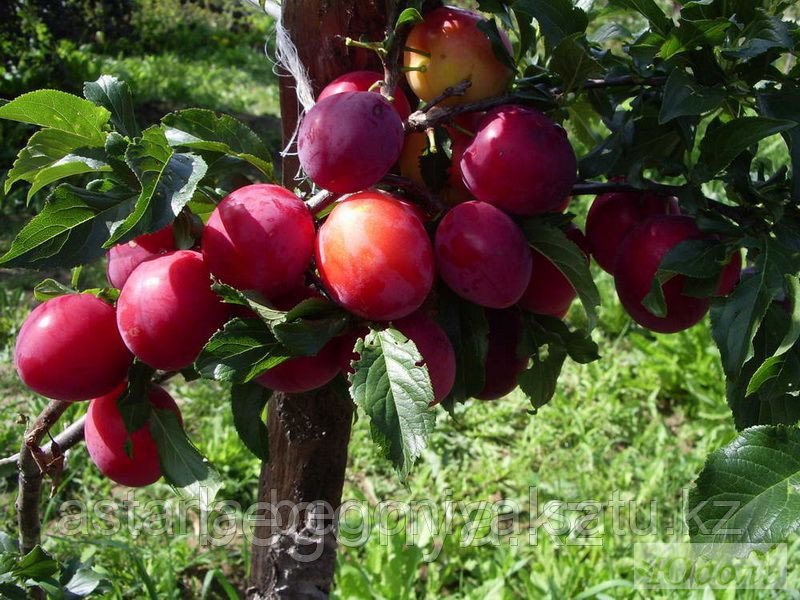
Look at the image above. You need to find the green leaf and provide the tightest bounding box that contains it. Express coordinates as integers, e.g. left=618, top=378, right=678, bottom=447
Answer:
left=195, top=318, right=290, bottom=383
left=711, top=265, right=775, bottom=379
left=349, top=329, right=436, bottom=478
left=758, top=87, right=800, bottom=201
left=436, top=290, right=489, bottom=403
left=63, top=565, right=105, bottom=597
left=13, top=546, right=58, bottom=580
left=106, top=126, right=207, bottom=246
left=116, top=363, right=156, bottom=441
left=659, top=18, right=733, bottom=60
left=33, top=278, right=75, bottom=301
left=230, top=383, right=271, bottom=461
left=723, top=9, right=793, bottom=60
left=83, top=75, right=140, bottom=138
left=659, top=69, right=726, bottom=123
left=4, top=129, right=110, bottom=200
left=514, top=0, right=588, bottom=51
left=477, top=19, right=517, bottom=71
left=688, top=425, right=800, bottom=545
left=0, top=90, right=109, bottom=145
left=149, top=408, right=222, bottom=510
left=161, top=109, right=273, bottom=178
left=696, top=117, right=796, bottom=181
left=522, top=314, right=600, bottom=364
left=609, top=0, right=672, bottom=36
left=0, top=183, right=135, bottom=270
left=522, top=222, right=600, bottom=329
left=396, top=7, right=423, bottom=28
left=549, top=34, right=603, bottom=93
left=518, top=346, right=567, bottom=411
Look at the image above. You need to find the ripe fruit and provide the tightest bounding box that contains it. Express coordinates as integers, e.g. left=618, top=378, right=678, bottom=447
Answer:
left=614, top=215, right=712, bottom=334
left=393, top=311, right=456, bottom=405
left=117, top=250, right=228, bottom=370
left=585, top=191, right=679, bottom=273
left=404, top=6, right=513, bottom=106
left=107, top=225, right=175, bottom=289
left=85, top=384, right=182, bottom=487
left=460, top=106, right=577, bottom=215
left=316, top=191, right=435, bottom=320
left=478, top=309, right=527, bottom=400
left=202, top=184, right=314, bottom=299
left=318, top=71, right=412, bottom=120
left=519, top=226, right=589, bottom=319
left=298, top=91, right=404, bottom=193
left=256, top=339, right=341, bottom=393
left=435, top=201, right=532, bottom=308
left=15, top=294, right=133, bottom=401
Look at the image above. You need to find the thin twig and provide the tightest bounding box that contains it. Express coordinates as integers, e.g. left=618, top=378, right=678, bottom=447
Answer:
left=306, top=189, right=339, bottom=215
left=421, top=80, right=472, bottom=112
left=380, top=173, right=447, bottom=213
left=0, top=416, right=86, bottom=472
left=406, top=74, right=667, bottom=132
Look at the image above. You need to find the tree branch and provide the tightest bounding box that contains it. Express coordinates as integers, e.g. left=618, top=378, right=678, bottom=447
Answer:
left=17, top=401, right=72, bottom=555
left=1, top=416, right=86, bottom=473
left=380, top=2, right=409, bottom=104
left=406, top=74, right=667, bottom=132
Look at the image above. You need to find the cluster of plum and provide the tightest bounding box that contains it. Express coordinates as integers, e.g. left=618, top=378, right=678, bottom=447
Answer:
left=12, top=6, right=740, bottom=487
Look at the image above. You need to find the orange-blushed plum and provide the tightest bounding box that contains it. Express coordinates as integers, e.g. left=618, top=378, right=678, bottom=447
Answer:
left=85, top=383, right=182, bottom=487
left=201, top=184, right=314, bottom=299
left=460, top=106, right=577, bottom=215
left=614, top=215, right=714, bottom=334
left=318, top=70, right=413, bottom=120
left=585, top=190, right=679, bottom=273
left=107, top=225, right=175, bottom=289
left=393, top=311, right=456, bottom=405
left=316, top=191, right=435, bottom=320
left=298, top=91, right=404, bottom=193
left=15, top=294, right=133, bottom=401
left=477, top=309, right=527, bottom=400
left=256, top=338, right=341, bottom=393
left=404, top=6, right=513, bottom=105
left=435, top=201, right=532, bottom=308
left=519, top=226, right=589, bottom=319
left=117, top=250, right=228, bottom=370
left=398, top=132, right=429, bottom=186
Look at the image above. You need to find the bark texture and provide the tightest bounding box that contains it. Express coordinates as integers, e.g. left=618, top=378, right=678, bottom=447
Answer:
left=248, top=1, right=391, bottom=597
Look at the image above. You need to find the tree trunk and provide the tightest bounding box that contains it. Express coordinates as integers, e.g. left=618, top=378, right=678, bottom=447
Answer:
left=247, top=2, right=390, bottom=598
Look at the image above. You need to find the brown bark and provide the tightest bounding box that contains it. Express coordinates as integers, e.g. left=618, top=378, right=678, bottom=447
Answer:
left=248, top=1, right=391, bottom=598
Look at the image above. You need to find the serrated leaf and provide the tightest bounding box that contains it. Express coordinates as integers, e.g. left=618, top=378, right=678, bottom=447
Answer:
left=13, top=546, right=58, bottom=580
left=696, top=117, right=796, bottom=181
left=83, top=75, right=139, bottom=138
left=659, top=18, right=732, bottom=60
left=161, top=109, right=273, bottom=178
left=514, top=0, right=588, bottom=51
left=116, top=363, right=156, bottom=442
left=711, top=263, right=776, bottom=379
left=106, top=126, right=207, bottom=246
left=549, top=34, right=602, bottom=93
left=33, top=278, right=75, bottom=301
left=396, top=7, right=423, bottom=28
left=522, top=222, right=600, bottom=329
left=659, top=69, right=726, bottom=123
left=149, top=408, right=222, bottom=510
left=0, top=184, right=136, bottom=269
left=195, top=318, right=290, bottom=383
left=349, top=329, right=436, bottom=478
left=477, top=19, right=517, bottom=71
left=609, top=0, right=672, bottom=37
left=688, top=425, right=800, bottom=545
left=518, top=346, right=567, bottom=411
left=230, top=383, right=271, bottom=461
left=723, top=9, right=793, bottom=60
left=522, top=314, right=600, bottom=364
left=0, top=90, right=109, bottom=144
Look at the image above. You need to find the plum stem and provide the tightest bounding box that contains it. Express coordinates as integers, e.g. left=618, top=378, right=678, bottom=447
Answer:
left=380, top=173, right=447, bottom=213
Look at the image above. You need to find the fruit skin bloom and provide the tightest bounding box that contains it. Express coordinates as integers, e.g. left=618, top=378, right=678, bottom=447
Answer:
left=315, top=191, right=435, bottom=321
left=202, top=184, right=315, bottom=300
left=297, top=91, right=404, bottom=193
left=460, top=105, right=578, bottom=215
left=15, top=294, right=133, bottom=402
left=404, top=6, right=513, bottom=106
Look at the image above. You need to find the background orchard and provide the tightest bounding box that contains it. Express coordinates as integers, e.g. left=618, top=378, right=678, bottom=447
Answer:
left=1, top=0, right=800, bottom=598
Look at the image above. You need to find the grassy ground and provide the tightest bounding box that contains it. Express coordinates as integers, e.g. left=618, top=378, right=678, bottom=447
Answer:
left=2, top=2, right=798, bottom=598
